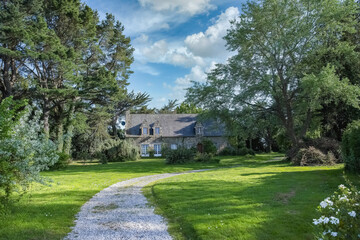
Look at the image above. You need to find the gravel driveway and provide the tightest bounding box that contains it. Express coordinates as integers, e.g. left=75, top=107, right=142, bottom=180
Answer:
left=65, top=169, right=209, bottom=240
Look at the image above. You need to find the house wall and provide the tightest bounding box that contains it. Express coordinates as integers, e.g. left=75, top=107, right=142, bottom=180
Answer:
left=129, top=136, right=229, bottom=155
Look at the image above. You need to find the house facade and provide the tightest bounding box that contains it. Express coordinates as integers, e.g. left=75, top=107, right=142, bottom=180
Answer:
left=125, top=112, right=229, bottom=157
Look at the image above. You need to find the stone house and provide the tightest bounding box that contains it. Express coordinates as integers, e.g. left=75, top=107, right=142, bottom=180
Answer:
left=125, top=112, right=229, bottom=157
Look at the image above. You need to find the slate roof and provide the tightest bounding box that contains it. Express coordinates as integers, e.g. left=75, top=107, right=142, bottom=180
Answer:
left=125, top=114, right=225, bottom=137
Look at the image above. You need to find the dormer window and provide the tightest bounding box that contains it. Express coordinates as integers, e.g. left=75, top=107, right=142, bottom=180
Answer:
left=152, top=120, right=161, bottom=136
left=140, top=120, right=149, bottom=136
left=195, top=121, right=203, bottom=136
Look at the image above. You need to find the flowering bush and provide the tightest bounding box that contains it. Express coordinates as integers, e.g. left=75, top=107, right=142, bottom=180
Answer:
left=0, top=98, right=58, bottom=200
left=313, top=184, right=360, bottom=239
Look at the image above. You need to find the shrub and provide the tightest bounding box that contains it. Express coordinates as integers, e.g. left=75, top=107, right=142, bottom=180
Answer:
left=201, top=139, right=217, bottom=155
left=342, top=120, right=360, bottom=173
left=292, top=146, right=335, bottom=166
left=313, top=184, right=360, bottom=239
left=238, top=147, right=255, bottom=156
left=194, top=152, right=220, bottom=163
left=148, top=147, right=155, bottom=158
left=0, top=99, right=59, bottom=199
left=218, top=146, right=237, bottom=156
left=165, top=146, right=195, bottom=164
left=101, top=139, right=139, bottom=163
left=49, top=152, right=71, bottom=170
left=308, top=137, right=341, bottom=161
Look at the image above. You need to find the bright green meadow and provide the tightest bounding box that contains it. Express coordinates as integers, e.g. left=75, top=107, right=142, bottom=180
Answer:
left=0, top=153, right=357, bottom=240
left=145, top=155, right=358, bottom=240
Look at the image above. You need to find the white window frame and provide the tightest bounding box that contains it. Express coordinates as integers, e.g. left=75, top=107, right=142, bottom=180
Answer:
left=143, top=127, right=148, bottom=135
left=141, top=144, right=149, bottom=157
left=155, top=127, right=160, bottom=135
left=197, top=127, right=202, bottom=134
left=171, top=144, right=177, bottom=150
left=154, top=144, right=162, bottom=157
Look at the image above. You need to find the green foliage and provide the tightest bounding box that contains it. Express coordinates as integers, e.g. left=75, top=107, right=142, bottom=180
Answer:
left=100, top=139, right=140, bottom=163
left=186, top=0, right=359, bottom=152
left=0, top=97, right=27, bottom=138
left=201, top=139, right=217, bottom=155
left=0, top=100, right=58, bottom=199
left=158, top=99, right=178, bottom=113
left=175, top=102, right=203, bottom=114
left=313, top=184, right=360, bottom=239
left=49, top=152, right=71, bottom=170
left=194, top=152, right=220, bottom=163
left=342, top=120, right=360, bottom=173
left=148, top=147, right=155, bottom=158
left=218, top=146, right=255, bottom=156
left=164, top=146, right=196, bottom=164
left=238, top=147, right=255, bottom=156
left=218, top=146, right=237, bottom=156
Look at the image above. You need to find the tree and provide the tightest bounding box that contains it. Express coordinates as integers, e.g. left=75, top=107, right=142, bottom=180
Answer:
left=110, top=91, right=151, bottom=136
left=158, top=99, right=178, bottom=113
left=0, top=97, right=58, bottom=199
left=0, top=0, right=44, bottom=101
left=175, top=102, right=203, bottom=114
left=187, top=0, right=360, bottom=156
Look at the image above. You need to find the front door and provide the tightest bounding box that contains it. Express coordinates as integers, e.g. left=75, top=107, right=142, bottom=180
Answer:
left=197, top=143, right=204, bottom=153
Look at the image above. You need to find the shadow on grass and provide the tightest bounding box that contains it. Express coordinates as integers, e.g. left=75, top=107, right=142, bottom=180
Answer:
left=150, top=168, right=345, bottom=240
left=0, top=190, right=97, bottom=240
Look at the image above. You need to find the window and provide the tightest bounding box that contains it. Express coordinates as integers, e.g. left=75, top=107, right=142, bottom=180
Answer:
left=171, top=144, right=177, bottom=150
left=143, top=127, right=148, bottom=135
left=197, top=127, right=202, bottom=134
left=155, top=127, right=160, bottom=135
left=154, top=144, right=161, bottom=156
left=141, top=144, right=149, bottom=156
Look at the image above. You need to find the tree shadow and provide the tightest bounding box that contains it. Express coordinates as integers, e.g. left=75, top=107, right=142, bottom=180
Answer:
left=150, top=168, right=345, bottom=240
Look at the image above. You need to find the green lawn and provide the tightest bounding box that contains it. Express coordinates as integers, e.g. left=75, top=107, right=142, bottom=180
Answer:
left=144, top=155, right=358, bottom=240
left=1, top=153, right=355, bottom=240
left=0, top=157, right=243, bottom=240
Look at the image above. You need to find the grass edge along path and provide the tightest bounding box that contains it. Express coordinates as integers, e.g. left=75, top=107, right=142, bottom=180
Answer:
left=0, top=155, right=268, bottom=240
left=144, top=155, right=352, bottom=240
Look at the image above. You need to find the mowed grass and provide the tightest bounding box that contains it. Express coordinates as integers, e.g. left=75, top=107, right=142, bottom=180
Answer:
left=145, top=154, right=359, bottom=240
left=0, top=157, right=241, bottom=240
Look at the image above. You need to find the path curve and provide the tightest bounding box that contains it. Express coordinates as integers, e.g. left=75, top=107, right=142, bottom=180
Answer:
left=65, top=169, right=210, bottom=240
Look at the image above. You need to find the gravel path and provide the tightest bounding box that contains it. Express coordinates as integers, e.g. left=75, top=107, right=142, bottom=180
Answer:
left=65, top=169, right=210, bottom=240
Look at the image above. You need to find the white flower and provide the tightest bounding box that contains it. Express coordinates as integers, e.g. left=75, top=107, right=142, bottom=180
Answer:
left=339, top=184, right=346, bottom=189
left=313, top=219, right=319, bottom=225
left=330, top=216, right=339, bottom=225
left=330, top=232, right=338, bottom=237
left=320, top=201, right=328, bottom=208
left=348, top=211, right=356, bottom=217
left=339, top=195, right=349, bottom=201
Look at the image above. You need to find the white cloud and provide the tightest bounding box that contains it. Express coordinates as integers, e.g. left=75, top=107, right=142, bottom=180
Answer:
left=139, top=0, right=216, bottom=15
left=159, top=7, right=238, bottom=100
left=185, top=6, right=239, bottom=58
left=130, top=6, right=239, bottom=103
left=142, top=40, right=169, bottom=62
left=131, top=62, right=160, bottom=76
left=164, top=64, right=214, bottom=101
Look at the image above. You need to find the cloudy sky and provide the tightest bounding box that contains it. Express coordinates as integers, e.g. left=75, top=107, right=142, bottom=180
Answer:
left=83, top=0, right=245, bottom=108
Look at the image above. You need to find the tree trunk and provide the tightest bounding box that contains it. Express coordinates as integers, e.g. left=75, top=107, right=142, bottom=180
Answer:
left=64, top=102, right=76, bottom=155
left=57, top=122, right=64, bottom=152
left=111, top=116, right=118, bottom=137
left=1, top=57, right=13, bottom=99
left=43, top=96, right=50, bottom=139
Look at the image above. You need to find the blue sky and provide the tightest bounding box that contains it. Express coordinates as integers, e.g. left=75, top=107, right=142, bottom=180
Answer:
left=83, top=0, right=245, bottom=108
